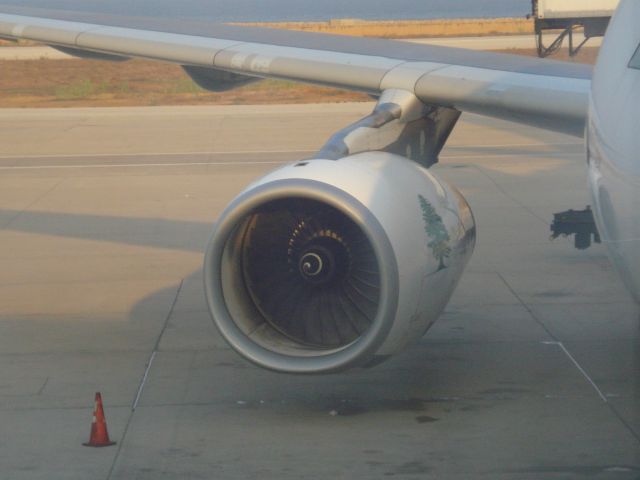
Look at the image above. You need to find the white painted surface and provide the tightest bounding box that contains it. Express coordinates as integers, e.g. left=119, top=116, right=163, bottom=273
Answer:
left=537, top=0, right=620, bottom=19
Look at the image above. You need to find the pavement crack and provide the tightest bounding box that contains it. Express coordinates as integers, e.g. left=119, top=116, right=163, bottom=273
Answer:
left=498, top=273, right=640, bottom=445
left=497, top=273, right=557, bottom=339
left=469, top=164, right=548, bottom=225
left=0, top=177, right=66, bottom=230
left=36, top=377, right=49, bottom=396
left=105, top=278, right=184, bottom=480
left=609, top=405, right=640, bottom=444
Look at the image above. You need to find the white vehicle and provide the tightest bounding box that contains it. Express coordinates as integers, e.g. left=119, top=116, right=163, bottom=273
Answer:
left=534, top=0, right=620, bottom=19
left=0, top=0, right=637, bottom=374
left=532, top=0, right=621, bottom=57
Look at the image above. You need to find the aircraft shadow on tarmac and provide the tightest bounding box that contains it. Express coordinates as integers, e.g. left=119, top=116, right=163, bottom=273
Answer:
left=1, top=199, right=638, bottom=422
left=1, top=208, right=490, bottom=416
left=1, top=209, right=210, bottom=253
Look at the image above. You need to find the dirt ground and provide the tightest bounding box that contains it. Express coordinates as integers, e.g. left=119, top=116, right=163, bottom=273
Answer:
left=0, top=58, right=372, bottom=107
left=0, top=48, right=598, bottom=108
left=236, top=17, right=533, bottom=38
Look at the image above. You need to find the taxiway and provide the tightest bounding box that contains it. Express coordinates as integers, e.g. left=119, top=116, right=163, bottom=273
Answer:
left=0, top=104, right=638, bottom=479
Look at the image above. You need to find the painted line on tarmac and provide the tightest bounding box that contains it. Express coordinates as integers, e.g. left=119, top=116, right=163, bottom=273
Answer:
left=543, top=341, right=609, bottom=403
left=446, top=141, right=582, bottom=149
left=0, top=149, right=315, bottom=160
left=0, top=160, right=289, bottom=170
left=0, top=142, right=582, bottom=161
left=0, top=152, right=585, bottom=170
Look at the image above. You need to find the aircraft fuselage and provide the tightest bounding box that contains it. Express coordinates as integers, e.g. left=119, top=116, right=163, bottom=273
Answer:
left=587, top=0, right=640, bottom=302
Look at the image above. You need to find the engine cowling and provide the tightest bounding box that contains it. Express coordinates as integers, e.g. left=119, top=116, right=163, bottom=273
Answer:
left=204, top=152, right=475, bottom=373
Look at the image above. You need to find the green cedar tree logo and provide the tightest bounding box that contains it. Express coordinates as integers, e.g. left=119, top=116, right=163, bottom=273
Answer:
left=418, top=194, right=451, bottom=271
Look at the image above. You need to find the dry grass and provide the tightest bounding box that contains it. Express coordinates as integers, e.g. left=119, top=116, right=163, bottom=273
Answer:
left=0, top=48, right=597, bottom=108
left=237, top=18, right=534, bottom=38
left=0, top=58, right=370, bottom=107
left=0, top=39, right=35, bottom=46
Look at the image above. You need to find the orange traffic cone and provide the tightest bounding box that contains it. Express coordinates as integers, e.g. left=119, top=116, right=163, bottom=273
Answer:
left=83, top=392, right=116, bottom=447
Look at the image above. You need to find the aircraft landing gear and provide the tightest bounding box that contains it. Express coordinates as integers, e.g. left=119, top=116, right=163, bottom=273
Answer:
left=550, top=206, right=601, bottom=250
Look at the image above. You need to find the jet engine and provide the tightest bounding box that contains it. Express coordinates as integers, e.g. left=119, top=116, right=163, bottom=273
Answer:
left=204, top=152, right=475, bottom=373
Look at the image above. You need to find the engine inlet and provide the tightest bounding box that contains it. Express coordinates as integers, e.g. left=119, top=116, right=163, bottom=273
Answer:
left=240, top=199, right=380, bottom=348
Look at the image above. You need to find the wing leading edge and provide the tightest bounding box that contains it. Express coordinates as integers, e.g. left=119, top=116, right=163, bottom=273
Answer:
left=0, top=8, right=591, bottom=136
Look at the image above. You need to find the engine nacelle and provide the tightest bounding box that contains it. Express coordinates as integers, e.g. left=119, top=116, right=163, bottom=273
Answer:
left=204, top=152, right=475, bottom=373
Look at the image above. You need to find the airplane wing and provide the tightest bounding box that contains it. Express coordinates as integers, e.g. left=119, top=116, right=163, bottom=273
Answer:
left=0, top=6, right=590, bottom=137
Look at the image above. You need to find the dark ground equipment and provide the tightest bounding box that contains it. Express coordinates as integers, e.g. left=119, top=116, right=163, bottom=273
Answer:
left=550, top=206, right=601, bottom=250
left=530, top=0, right=617, bottom=57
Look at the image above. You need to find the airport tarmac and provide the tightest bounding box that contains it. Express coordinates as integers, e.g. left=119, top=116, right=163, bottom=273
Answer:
left=0, top=103, right=638, bottom=479
left=405, top=32, right=602, bottom=50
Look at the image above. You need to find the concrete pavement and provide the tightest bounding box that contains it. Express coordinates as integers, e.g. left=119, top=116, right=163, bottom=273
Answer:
left=404, top=32, right=602, bottom=50
left=0, top=104, right=638, bottom=479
